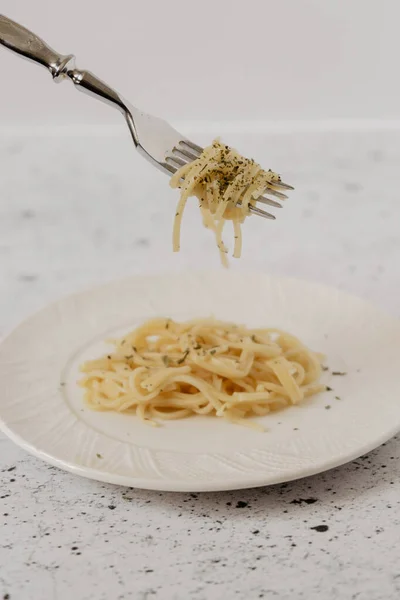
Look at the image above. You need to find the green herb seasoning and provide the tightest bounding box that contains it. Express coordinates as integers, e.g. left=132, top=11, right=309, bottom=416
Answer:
left=177, top=349, right=190, bottom=365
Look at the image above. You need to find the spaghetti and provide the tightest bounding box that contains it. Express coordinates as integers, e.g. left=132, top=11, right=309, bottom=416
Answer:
left=170, top=139, right=283, bottom=267
left=79, top=318, right=325, bottom=429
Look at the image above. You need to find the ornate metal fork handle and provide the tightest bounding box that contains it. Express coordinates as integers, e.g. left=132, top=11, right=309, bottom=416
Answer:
left=0, top=15, right=136, bottom=137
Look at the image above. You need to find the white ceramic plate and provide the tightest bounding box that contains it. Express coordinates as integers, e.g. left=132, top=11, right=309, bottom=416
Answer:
left=1, top=271, right=400, bottom=492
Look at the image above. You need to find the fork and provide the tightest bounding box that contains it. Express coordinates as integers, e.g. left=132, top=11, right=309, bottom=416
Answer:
left=0, top=14, right=293, bottom=219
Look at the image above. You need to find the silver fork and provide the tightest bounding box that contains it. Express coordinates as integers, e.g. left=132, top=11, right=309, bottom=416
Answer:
left=0, top=14, right=293, bottom=219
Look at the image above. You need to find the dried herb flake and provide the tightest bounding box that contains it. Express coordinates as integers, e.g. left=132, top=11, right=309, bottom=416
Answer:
left=177, top=350, right=190, bottom=365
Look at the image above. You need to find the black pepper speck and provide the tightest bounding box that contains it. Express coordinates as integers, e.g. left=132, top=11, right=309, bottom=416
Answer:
left=290, top=498, right=318, bottom=505
left=310, top=525, right=329, bottom=532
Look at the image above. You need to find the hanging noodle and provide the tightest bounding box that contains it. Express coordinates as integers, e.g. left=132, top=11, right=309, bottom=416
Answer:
left=79, top=318, right=325, bottom=430
left=170, top=139, right=283, bottom=267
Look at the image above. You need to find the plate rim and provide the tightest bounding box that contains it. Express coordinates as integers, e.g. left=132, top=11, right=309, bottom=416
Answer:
left=1, top=416, right=399, bottom=492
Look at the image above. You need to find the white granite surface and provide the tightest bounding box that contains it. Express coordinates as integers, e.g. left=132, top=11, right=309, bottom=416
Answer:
left=1, top=127, right=400, bottom=600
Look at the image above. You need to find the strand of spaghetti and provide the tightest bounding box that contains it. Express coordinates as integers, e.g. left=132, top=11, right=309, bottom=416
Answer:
left=158, top=374, right=226, bottom=412
left=233, top=220, right=242, bottom=259
left=284, top=348, right=322, bottom=385
left=230, top=392, right=271, bottom=403
left=235, top=164, right=262, bottom=214
left=190, top=354, right=253, bottom=379
left=268, top=357, right=303, bottom=404
left=150, top=407, right=192, bottom=420
left=137, top=403, right=155, bottom=425
left=172, top=160, right=218, bottom=252
left=140, top=366, right=191, bottom=392
left=215, top=219, right=229, bottom=267
left=252, top=404, right=271, bottom=416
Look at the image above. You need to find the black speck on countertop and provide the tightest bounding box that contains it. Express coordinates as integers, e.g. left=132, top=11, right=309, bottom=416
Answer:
left=310, top=525, right=329, bottom=533
left=236, top=501, right=248, bottom=508
left=290, top=498, right=318, bottom=505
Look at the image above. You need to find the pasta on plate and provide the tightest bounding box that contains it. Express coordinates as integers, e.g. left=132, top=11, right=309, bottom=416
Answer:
left=79, top=318, right=325, bottom=430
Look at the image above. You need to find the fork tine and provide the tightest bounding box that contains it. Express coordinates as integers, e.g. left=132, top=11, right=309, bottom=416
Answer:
left=248, top=205, right=276, bottom=219
left=173, top=146, right=198, bottom=162
left=166, top=155, right=186, bottom=168
left=256, top=196, right=282, bottom=209
left=262, top=187, right=288, bottom=200
left=181, top=140, right=203, bottom=156
left=237, top=200, right=275, bottom=219
left=163, top=162, right=177, bottom=175
left=273, top=181, right=294, bottom=191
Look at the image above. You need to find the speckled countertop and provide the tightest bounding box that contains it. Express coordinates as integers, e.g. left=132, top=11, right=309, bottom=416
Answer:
left=1, top=127, right=400, bottom=600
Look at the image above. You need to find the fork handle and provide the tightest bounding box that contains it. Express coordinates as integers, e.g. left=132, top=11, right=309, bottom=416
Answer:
left=0, top=14, right=74, bottom=79
left=0, top=14, right=127, bottom=112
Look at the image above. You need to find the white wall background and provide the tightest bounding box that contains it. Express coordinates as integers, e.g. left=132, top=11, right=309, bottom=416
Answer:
left=0, top=0, right=399, bottom=126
